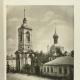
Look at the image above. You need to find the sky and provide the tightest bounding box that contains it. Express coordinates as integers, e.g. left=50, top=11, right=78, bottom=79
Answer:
left=7, top=5, right=74, bottom=56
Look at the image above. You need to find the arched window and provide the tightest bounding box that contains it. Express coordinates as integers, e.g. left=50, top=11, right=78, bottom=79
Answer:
left=26, top=31, right=30, bottom=42
left=19, top=31, right=22, bottom=41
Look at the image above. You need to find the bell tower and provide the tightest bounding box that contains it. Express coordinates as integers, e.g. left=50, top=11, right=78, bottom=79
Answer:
left=15, top=9, right=32, bottom=71
left=18, top=9, right=32, bottom=52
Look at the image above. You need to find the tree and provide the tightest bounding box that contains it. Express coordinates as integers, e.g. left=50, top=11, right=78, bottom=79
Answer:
left=70, top=50, right=74, bottom=57
left=63, top=51, right=68, bottom=56
left=22, top=64, right=31, bottom=73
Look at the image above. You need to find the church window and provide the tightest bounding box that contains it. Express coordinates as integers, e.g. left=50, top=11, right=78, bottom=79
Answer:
left=26, top=31, right=30, bottom=42
left=47, top=67, right=49, bottom=72
left=20, top=31, right=22, bottom=41
left=64, top=67, right=67, bottom=74
left=51, top=66, right=53, bottom=73
left=44, top=67, right=46, bottom=72
left=59, top=67, right=62, bottom=74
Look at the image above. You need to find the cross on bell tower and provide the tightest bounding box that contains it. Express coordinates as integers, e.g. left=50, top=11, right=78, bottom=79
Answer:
left=24, top=8, right=25, bottom=18
left=23, top=9, right=27, bottom=24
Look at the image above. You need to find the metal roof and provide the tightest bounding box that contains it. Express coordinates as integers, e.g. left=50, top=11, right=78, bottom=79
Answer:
left=44, top=56, right=74, bottom=66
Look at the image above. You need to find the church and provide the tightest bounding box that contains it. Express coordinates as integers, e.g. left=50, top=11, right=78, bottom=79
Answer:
left=13, top=9, right=64, bottom=73
left=40, top=28, right=73, bottom=79
left=48, top=27, right=64, bottom=61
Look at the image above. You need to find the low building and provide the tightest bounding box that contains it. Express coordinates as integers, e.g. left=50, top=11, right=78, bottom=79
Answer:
left=40, top=56, right=73, bottom=79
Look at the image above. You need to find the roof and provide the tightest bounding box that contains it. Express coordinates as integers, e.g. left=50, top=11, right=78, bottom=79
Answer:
left=21, top=25, right=32, bottom=30
left=50, top=44, right=63, bottom=50
left=44, top=56, right=74, bottom=66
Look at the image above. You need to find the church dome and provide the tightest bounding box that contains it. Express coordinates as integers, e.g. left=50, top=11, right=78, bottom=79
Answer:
left=53, top=32, right=58, bottom=39
left=53, top=27, right=59, bottom=44
left=50, top=44, right=60, bottom=53
left=50, top=45, right=55, bottom=51
left=49, top=44, right=63, bottom=57
left=21, top=17, right=28, bottom=28
left=23, top=18, right=27, bottom=23
left=50, top=45, right=57, bottom=53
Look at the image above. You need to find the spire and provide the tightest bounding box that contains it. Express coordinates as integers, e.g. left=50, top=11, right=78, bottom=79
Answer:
left=24, top=8, right=25, bottom=18
left=54, top=23, right=58, bottom=37
left=23, top=8, right=27, bottom=23
left=55, top=25, right=56, bottom=34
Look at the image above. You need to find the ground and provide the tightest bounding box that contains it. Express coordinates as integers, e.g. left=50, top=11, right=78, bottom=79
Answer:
left=7, top=73, right=54, bottom=80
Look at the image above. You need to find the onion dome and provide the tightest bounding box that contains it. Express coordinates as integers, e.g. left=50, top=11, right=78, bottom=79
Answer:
left=53, top=27, right=59, bottom=44
left=23, top=17, right=27, bottom=23
left=53, top=28, right=58, bottom=39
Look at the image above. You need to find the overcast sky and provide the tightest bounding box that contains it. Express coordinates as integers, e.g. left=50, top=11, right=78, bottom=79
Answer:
left=7, top=5, right=74, bottom=56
